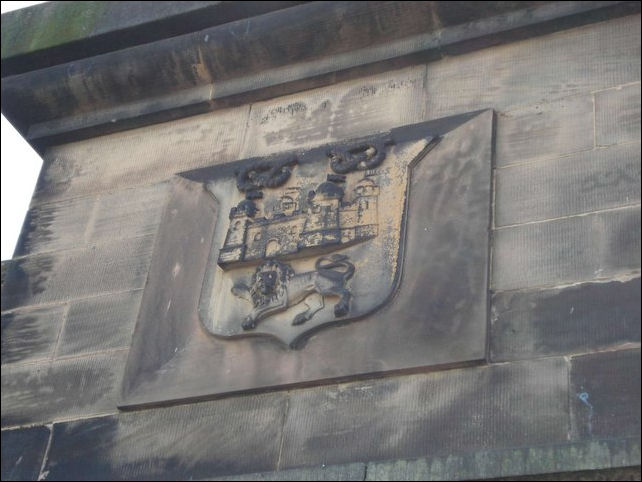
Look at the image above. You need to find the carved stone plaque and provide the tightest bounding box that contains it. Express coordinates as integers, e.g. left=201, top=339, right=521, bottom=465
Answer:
left=201, top=134, right=433, bottom=347
left=120, top=110, right=493, bottom=408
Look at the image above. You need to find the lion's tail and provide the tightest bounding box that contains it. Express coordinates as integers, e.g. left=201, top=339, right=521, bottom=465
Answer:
left=315, top=254, right=355, bottom=281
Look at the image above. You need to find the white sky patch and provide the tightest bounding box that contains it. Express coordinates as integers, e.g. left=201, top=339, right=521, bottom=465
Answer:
left=1, top=1, right=49, bottom=260
left=1, top=1, right=47, bottom=14
left=1, top=116, right=42, bottom=260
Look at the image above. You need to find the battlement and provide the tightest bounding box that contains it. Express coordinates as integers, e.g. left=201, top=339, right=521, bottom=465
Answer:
left=218, top=177, right=379, bottom=268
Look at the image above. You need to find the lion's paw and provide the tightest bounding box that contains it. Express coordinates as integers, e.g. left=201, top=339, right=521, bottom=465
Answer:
left=242, top=318, right=256, bottom=330
left=292, top=313, right=309, bottom=326
left=334, top=302, right=349, bottom=317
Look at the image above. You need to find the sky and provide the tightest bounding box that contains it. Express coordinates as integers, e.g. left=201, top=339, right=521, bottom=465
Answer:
left=1, top=1, right=49, bottom=260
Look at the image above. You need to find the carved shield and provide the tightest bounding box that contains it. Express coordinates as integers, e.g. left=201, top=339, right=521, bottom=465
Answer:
left=197, top=132, right=436, bottom=347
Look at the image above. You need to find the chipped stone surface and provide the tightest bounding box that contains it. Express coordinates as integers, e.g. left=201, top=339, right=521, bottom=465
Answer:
left=242, top=66, right=426, bottom=158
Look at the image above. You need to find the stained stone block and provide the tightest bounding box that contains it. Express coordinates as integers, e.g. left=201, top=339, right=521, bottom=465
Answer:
left=495, top=143, right=641, bottom=226
left=492, top=206, right=641, bottom=291
left=14, top=195, right=96, bottom=257
left=1, top=351, right=127, bottom=427
left=88, top=182, right=171, bottom=243
left=364, top=438, right=641, bottom=481
left=1, top=304, right=66, bottom=365
left=210, top=464, right=366, bottom=481
left=595, top=83, right=642, bottom=146
left=121, top=110, right=493, bottom=407
left=279, top=357, right=568, bottom=469
left=491, top=278, right=641, bottom=362
left=1, top=426, right=50, bottom=481
left=0, top=234, right=155, bottom=311
left=34, top=105, right=249, bottom=205
left=56, top=290, right=143, bottom=357
left=495, top=95, right=594, bottom=167
left=424, top=14, right=641, bottom=120
left=570, top=348, right=642, bottom=440
left=12, top=183, right=171, bottom=259
left=42, top=392, right=287, bottom=480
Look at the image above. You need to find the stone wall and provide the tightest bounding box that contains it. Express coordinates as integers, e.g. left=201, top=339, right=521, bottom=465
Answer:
left=1, top=3, right=640, bottom=480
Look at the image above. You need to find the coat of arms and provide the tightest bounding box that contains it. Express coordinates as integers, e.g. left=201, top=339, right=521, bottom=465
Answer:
left=199, top=133, right=437, bottom=347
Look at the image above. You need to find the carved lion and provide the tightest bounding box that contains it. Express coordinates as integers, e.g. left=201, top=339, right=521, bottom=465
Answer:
left=232, top=255, right=355, bottom=330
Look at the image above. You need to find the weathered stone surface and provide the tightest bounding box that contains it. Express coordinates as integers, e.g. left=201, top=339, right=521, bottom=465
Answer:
left=1, top=4, right=640, bottom=482
left=1, top=351, right=126, bottom=427
left=34, top=106, right=248, bottom=204
left=47, top=435, right=640, bottom=481
left=14, top=195, right=96, bottom=257
left=120, top=111, right=492, bottom=407
left=210, top=463, right=366, bottom=481
left=492, top=206, right=641, bottom=291
left=13, top=183, right=170, bottom=258
left=1, top=304, right=66, bottom=365
left=43, top=392, right=287, bottom=480
left=365, top=438, right=641, bottom=481
left=1, top=426, right=50, bottom=481
left=495, top=142, right=641, bottom=226
left=1, top=2, right=304, bottom=74
left=88, top=182, right=170, bottom=243
left=120, top=176, right=220, bottom=405
left=595, top=83, right=642, bottom=146
left=241, top=66, right=427, bottom=158
left=1, top=234, right=154, bottom=311
left=56, top=290, right=143, bottom=357
left=425, top=14, right=641, bottom=119
left=491, top=278, right=641, bottom=362
left=570, top=348, right=641, bottom=440
left=6, top=2, right=635, bottom=143
left=495, top=95, right=594, bottom=167
left=279, top=357, right=568, bottom=469
left=496, top=466, right=641, bottom=481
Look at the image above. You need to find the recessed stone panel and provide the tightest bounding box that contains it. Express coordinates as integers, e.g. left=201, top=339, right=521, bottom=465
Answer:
left=120, top=110, right=493, bottom=407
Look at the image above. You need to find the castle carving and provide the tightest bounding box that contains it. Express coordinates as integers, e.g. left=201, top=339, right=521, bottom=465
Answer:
left=218, top=176, right=379, bottom=268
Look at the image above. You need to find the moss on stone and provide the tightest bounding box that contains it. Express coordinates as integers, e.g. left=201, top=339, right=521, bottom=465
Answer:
left=1, top=1, right=107, bottom=59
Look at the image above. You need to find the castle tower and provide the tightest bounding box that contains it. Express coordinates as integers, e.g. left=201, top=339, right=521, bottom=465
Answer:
left=353, top=177, right=379, bottom=236
left=218, top=199, right=257, bottom=266
left=279, top=187, right=302, bottom=216
left=299, top=181, right=343, bottom=249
